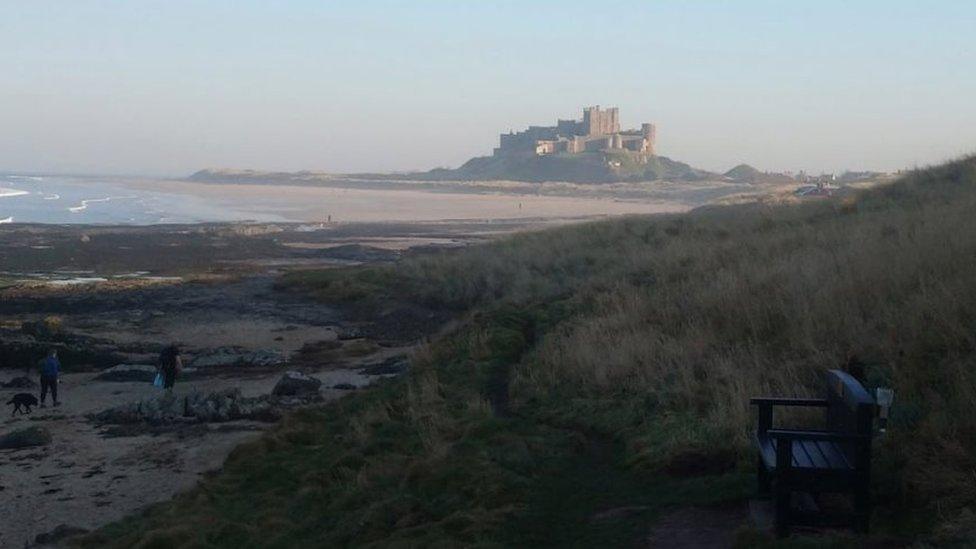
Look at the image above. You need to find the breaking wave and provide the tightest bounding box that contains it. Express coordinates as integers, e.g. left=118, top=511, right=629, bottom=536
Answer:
left=68, top=196, right=134, bottom=213
left=0, top=188, right=29, bottom=199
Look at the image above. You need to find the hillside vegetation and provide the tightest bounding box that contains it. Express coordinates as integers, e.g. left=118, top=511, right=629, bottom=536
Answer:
left=82, top=157, right=976, bottom=547
left=425, top=151, right=709, bottom=183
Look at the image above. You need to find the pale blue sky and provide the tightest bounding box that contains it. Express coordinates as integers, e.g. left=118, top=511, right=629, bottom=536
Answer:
left=2, top=1, right=974, bottom=176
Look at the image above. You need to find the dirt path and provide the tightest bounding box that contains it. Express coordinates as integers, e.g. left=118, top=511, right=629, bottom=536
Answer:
left=644, top=505, right=749, bottom=548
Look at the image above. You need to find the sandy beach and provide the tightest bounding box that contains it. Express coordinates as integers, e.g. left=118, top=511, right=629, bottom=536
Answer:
left=119, top=179, right=692, bottom=223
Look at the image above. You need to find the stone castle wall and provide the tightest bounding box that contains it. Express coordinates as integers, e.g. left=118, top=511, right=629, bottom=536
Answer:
left=494, top=106, right=655, bottom=157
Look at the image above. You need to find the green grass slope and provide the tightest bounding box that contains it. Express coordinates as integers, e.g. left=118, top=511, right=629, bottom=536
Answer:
left=81, top=156, right=976, bottom=547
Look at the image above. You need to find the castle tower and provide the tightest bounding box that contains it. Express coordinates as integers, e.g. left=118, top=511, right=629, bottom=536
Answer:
left=642, top=123, right=657, bottom=154
left=583, top=106, right=600, bottom=136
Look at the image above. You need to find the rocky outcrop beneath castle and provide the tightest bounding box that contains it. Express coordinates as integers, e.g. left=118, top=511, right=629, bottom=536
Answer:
left=425, top=152, right=710, bottom=183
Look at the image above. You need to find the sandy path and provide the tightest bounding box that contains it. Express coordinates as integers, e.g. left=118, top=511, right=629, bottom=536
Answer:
left=0, top=368, right=370, bottom=548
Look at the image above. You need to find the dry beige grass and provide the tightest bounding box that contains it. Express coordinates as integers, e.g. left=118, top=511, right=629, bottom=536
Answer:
left=508, top=157, right=976, bottom=523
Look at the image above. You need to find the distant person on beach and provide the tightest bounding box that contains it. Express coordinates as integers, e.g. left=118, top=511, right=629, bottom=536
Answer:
left=158, top=344, right=183, bottom=391
left=38, top=349, right=61, bottom=407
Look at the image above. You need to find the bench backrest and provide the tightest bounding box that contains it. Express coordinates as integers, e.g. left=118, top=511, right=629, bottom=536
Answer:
left=824, top=369, right=875, bottom=434
left=824, top=369, right=875, bottom=467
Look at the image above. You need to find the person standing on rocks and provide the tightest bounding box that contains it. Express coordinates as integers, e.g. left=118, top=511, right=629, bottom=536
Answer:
left=158, top=344, right=183, bottom=392
left=38, top=349, right=61, bottom=407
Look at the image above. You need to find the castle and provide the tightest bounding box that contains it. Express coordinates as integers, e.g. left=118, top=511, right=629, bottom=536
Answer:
left=493, top=106, right=656, bottom=157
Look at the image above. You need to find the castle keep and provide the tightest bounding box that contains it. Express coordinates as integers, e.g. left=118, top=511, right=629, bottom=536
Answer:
left=493, top=106, right=656, bottom=157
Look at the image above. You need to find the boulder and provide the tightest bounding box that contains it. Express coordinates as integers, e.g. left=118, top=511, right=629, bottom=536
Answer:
left=0, top=426, right=52, bottom=449
left=335, top=326, right=364, bottom=341
left=35, top=524, right=90, bottom=545
left=0, top=375, right=36, bottom=389
left=332, top=383, right=356, bottom=391
left=90, top=392, right=182, bottom=425
left=93, top=364, right=157, bottom=383
left=360, top=356, right=409, bottom=376
left=189, top=347, right=285, bottom=369
left=272, top=371, right=322, bottom=396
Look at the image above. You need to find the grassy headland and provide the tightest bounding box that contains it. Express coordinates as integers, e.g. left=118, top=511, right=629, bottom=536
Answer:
left=81, top=156, right=976, bottom=547
left=423, top=151, right=710, bottom=183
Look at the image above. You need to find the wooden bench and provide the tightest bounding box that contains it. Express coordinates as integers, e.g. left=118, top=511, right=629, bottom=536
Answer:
left=751, top=369, right=875, bottom=536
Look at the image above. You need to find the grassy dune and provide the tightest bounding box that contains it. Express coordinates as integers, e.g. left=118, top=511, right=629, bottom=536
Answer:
left=81, top=157, right=976, bottom=547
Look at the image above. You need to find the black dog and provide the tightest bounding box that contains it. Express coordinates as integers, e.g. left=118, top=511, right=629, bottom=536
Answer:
left=7, top=393, right=38, bottom=416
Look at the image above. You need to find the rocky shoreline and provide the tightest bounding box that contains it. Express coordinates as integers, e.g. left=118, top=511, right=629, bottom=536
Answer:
left=0, top=221, right=473, bottom=547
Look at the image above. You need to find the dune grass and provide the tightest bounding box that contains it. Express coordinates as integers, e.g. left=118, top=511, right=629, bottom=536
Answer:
left=82, top=156, right=976, bottom=547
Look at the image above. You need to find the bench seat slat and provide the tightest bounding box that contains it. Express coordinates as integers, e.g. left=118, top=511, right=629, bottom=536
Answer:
left=813, top=440, right=849, bottom=470
left=824, top=441, right=854, bottom=469
left=800, top=440, right=829, bottom=469
left=757, top=435, right=854, bottom=471
left=793, top=441, right=814, bottom=468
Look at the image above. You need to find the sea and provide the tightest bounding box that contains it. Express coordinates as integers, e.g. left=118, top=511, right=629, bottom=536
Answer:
left=0, top=174, right=286, bottom=225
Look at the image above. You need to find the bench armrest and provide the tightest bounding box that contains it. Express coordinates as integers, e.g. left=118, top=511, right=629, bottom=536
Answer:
left=750, top=397, right=829, bottom=407
left=766, top=429, right=869, bottom=442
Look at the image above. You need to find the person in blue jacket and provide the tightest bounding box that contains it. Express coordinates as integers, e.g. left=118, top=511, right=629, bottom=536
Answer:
left=39, top=349, right=61, bottom=407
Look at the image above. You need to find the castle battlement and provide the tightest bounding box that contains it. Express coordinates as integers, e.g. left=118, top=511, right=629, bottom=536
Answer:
left=493, top=106, right=656, bottom=158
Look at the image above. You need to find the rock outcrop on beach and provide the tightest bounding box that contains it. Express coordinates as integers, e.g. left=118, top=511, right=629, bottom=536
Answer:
left=359, top=356, right=409, bottom=376
left=0, top=328, right=127, bottom=372
left=0, top=375, right=35, bottom=389
left=189, top=347, right=285, bottom=369
left=34, top=524, right=90, bottom=546
left=89, top=389, right=290, bottom=425
left=93, top=364, right=159, bottom=383
left=272, top=370, right=322, bottom=396
left=0, top=426, right=52, bottom=449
